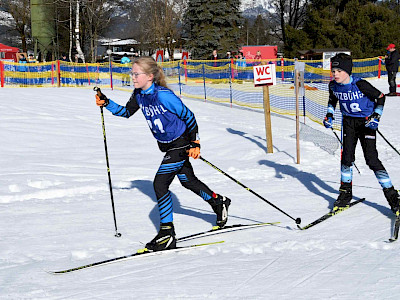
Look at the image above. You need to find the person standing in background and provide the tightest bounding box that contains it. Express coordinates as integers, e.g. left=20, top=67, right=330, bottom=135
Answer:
left=120, top=53, right=132, bottom=85
left=384, top=43, right=399, bottom=96
left=18, top=53, right=27, bottom=64
left=211, top=49, right=219, bottom=67
left=236, top=52, right=246, bottom=68
left=61, top=54, right=69, bottom=62
left=121, top=53, right=131, bottom=64
left=28, top=54, right=36, bottom=63
left=254, top=50, right=262, bottom=66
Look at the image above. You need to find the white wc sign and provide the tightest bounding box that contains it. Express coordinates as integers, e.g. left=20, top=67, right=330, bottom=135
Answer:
left=253, top=64, right=276, bottom=86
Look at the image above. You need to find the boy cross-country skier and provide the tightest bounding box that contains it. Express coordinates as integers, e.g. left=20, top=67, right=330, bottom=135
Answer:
left=323, top=53, right=400, bottom=214
left=95, top=56, right=231, bottom=251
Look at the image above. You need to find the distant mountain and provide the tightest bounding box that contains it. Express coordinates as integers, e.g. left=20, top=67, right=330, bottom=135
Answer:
left=0, top=9, right=13, bottom=28
left=241, top=4, right=272, bottom=20
left=0, top=9, right=19, bottom=46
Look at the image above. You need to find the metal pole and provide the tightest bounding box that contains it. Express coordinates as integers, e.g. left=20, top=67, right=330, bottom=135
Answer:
left=95, top=87, right=121, bottom=237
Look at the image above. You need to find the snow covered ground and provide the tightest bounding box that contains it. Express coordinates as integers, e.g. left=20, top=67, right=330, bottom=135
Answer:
left=1, top=79, right=400, bottom=299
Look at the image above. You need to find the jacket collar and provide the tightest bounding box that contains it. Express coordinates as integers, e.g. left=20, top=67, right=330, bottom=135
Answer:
left=141, top=83, right=156, bottom=95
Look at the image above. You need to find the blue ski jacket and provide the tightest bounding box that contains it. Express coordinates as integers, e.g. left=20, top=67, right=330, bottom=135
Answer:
left=328, top=76, right=384, bottom=118
left=105, top=83, right=199, bottom=148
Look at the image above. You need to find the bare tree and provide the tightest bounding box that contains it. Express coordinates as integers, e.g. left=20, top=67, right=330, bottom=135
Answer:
left=138, top=0, right=187, bottom=59
left=52, top=0, right=78, bottom=61
left=2, top=0, right=186, bottom=61
left=69, top=0, right=73, bottom=60
left=54, top=0, right=119, bottom=62
left=82, top=0, right=115, bottom=62
left=0, top=0, right=30, bottom=52
left=73, top=0, right=85, bottom=61
left=271, top=0, right=308, bottom=46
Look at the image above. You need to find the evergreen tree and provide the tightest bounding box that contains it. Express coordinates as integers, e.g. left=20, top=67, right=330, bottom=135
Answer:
left=183, top=0, right=242, bottom=59
left=250, top=15, right=270, bottom=45
left=284, top=25, right=312, bottom=58
left=302, top=0, right=400, bottom=57
left=239, top=18, right=251, bottom=46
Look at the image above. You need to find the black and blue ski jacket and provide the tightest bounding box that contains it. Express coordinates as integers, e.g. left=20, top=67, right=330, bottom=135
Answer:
left=105, top=83, right=199, bottom=150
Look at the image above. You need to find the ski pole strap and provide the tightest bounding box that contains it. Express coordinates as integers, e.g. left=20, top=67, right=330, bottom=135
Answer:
left=189, top=141, right=200, bottom=149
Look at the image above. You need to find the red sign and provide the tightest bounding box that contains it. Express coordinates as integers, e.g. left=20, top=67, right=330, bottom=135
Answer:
left=156, top=50, right=164, bottom=62
left=182, top=51, right=189, bottom=60
left=241, top=45, right=278, bottom=60
left=253, top=64, right=276, bottom=86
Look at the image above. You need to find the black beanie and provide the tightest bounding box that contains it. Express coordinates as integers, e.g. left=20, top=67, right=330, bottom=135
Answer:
left=331, top=53, right=353, bottom=75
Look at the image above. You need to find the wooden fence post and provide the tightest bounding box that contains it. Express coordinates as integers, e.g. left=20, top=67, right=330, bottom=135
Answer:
left=263, top=85, right=273, bottom=153
left=295, top=69, right=300, bottom=164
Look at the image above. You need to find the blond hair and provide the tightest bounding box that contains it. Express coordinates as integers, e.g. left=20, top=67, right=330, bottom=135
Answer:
left=132, top=56, right=168, bottom=88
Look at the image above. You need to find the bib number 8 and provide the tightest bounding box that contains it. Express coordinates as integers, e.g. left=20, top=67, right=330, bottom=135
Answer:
left=342, top=102, right=361, bottom=113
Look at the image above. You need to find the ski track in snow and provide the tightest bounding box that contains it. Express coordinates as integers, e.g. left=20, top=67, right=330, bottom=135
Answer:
left=1, top=184, right=107, bottom=203
left=1, top=83, right=400, bottom=299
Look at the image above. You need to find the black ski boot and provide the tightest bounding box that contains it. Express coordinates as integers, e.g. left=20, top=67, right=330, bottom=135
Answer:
left=384, top=186, right=400, bottom=214
left=209, top=195, right=231, bottom=228
left=333, top=182, right=352, bottom=211
left=145, top=222, right=176, bottom=251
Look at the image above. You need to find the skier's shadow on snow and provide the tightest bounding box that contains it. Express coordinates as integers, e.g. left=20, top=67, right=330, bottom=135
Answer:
left=226, top=128, right=338, bottom=205
left=121, top=180, right=216, bottom=229
left=227, top=128, right=392, bottom=215
left=259, top=160, right=341, bottom=208
left=226, top=128, right=295, bottom=162
left=259, top=157, right=392, bottom=214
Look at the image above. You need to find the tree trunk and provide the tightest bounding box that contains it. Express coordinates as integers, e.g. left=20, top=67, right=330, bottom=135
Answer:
left=69, top=0, right=73, bottom=62
left=75, top=0, right=85, bottom=63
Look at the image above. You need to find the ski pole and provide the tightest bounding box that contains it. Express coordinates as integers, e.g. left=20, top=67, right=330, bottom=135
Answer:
left=94, top=87, right=121, bottom=237
left=199, top=156, right=301, bottom=224
left=330, top=128, right=361, bottom=174
left=377, top=129, right=400, bottom=156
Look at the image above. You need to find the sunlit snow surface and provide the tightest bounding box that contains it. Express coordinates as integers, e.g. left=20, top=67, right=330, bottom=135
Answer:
left=1, top=79, right=399, bottom=299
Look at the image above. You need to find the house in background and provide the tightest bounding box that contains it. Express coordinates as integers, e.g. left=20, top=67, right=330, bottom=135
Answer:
left=0, top=43, right=20, bottom=62
left=99, top=38, right=139, bottom=62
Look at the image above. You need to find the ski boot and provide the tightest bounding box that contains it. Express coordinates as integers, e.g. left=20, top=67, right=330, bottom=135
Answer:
left=209, top=194, right=231, bottom=228
left=145, top=222, right=176, bottom=252
left=384, top=186, right=400, bottom=214
left=333, top=182, right=352, bottom=212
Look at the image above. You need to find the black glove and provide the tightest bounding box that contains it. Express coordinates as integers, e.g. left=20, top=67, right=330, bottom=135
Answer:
left=365, top=112, right=380, bottom=130
left=323, top=113, right=334, bottom=128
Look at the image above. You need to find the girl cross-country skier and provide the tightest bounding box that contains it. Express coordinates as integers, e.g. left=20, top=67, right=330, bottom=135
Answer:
left=95, top=56, right=231, bottom=251
left=323, top=53, right=400, bottom=214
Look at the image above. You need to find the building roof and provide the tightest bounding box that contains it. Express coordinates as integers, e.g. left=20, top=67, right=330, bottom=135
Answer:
left=100, top=38, right=139, bottom=46
left=311, top=48, right=351, bottom=53
left=0, top=42, right=19, bottom=52
left=299, top=48, right=351, bottom=55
